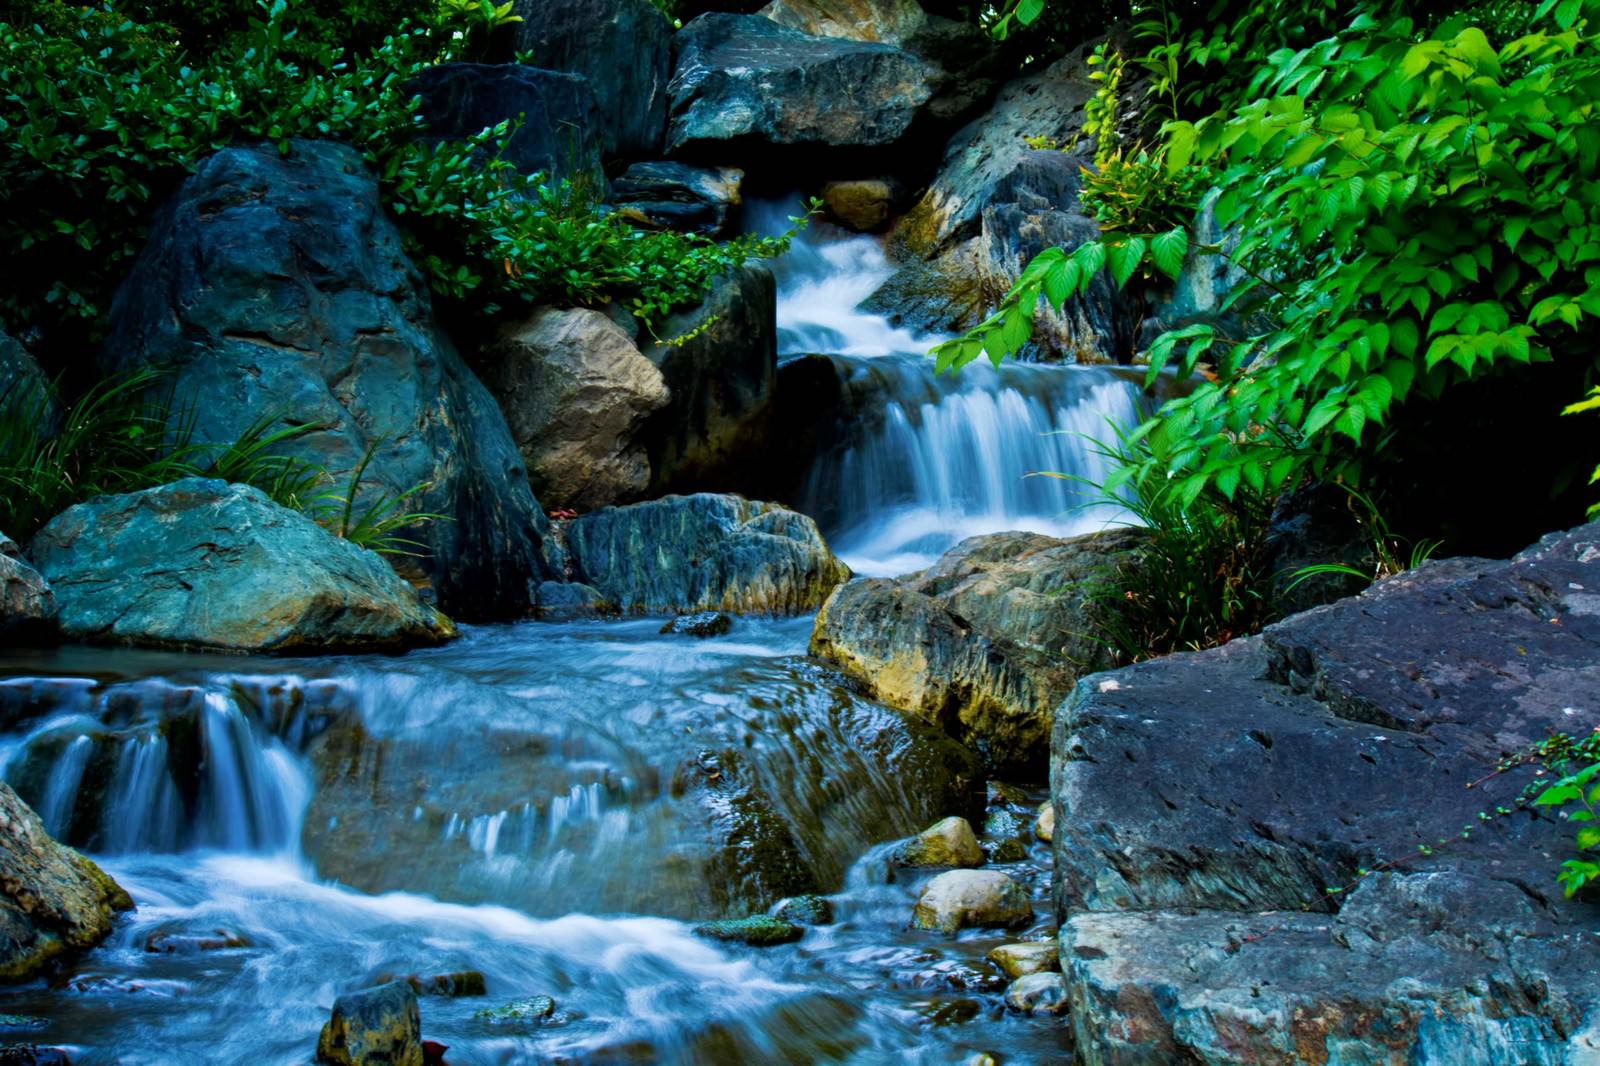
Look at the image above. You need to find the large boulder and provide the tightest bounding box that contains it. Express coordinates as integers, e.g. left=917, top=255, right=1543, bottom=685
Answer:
left=0, top=533, right=54, bottom=639
left=1051, top=521, right=1600, bottom=1063
left=641, top=265, right=778, bottom=494
left=0, top=780, right=132, bottom=983
left=561, top=494, right=849, bottom=615
left=315, top=980, right=423, bottom=1066
left=479, top=308, right=670, bottom=511
left=810, top=529, right=1140, bottom=769
left=509, top=0, right=674, bottom=160
left=412, top=63, right=604, bottom=189
left=611, top=161, right=745, bottom=237
left=99, top=140, right=556, bottom=620
left=29, top=479, right=455, bottom=653
left=0, top=333, right=58, bottom=439
left=666, top=14, right=933, bottom=156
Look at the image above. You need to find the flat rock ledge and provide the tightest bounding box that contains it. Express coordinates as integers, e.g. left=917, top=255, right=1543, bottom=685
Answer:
left=1051, top=520, right=1600, bottom=1064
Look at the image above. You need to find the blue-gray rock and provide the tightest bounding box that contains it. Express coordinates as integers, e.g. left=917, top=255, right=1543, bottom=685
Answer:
left=413, top=63, right=604, bottom=190
left=1052, top=521, right=1600, bottom=1063
left=611, top=161, right=744, bottom=237
left=0, top=532, right=55, bottom=639
left=30, top=479, right=455, bottom=653
left=659, top=611, right=733, bottom=636
left=533, top=579, right=612, bottom=621
left=565, top=494, right=849, bottom=615
left=510, top=0, right=674, bottom=159
left=666, top=14, right=933, bottom=154
left=98, top=140, right=556, bottom=620
left=316, top=980, right=422, bottom=1066
left=0, top=333, right=58, bottom=440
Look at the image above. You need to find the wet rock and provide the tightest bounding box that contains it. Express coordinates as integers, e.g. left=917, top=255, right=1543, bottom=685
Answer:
left=30, top=479, right=455, bottom=653
left=659, top=612, right=733, bottom=637
left=810, top=528, right=1140, bottom=770
left=912, top=996, right=982, bottom=1026
left=641, top=266, right=778, bottom=495
left=772, top=894, right=834, bottom=925
left=479, top=308, right=670, bottom=511
left=566, top=494, right=849, bottom=615
left=693, top=915, right=804, bottom=946
left=474, top=994, right=556, bottom=1025
left=985, top=839, right=1027, bottom=864
left=612, top=162, right=744, bottom=237
left=316, top=980, right=422, bottom=1066
left=0, top=333, right=58, bottom=439
left=100, top=139, right=556, bottom=620
left=911, top=870, right=1030, bottom=934
left=509, top=0, right=674, bottom=159
left=1004, top=971, right=1067, bottom=1015
left=1, top=533, right=55, bottom=640
left=532, top=579, right=614, bottom=621
left=759, top=0, right=928, bottom=44
left=143, top=928, right=250, bottom=954
left=1052, top=521, right=1600, bottom=1062
left=413, top=63, right=603, bottom=188
left=821, top=178, right=901, bottom=231
left=898, top=816, right=982, bottom=868
left=378, top=971, right=487, bottom=998
left=987, top=940, right=1057, bottom=980
left=0, top=1049, right=71, bottom=1066
left=0, top=780, right=132, bottom=983
left=666, top=14, right=932, bottom=154
left=1033, top=800, right=1054, bottom=844
left=0, top=1014, right=47, bottom=1032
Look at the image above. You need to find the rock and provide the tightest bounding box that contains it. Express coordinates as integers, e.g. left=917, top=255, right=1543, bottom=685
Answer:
left=509, top=0, right=673, bottom=159
left=0, top=333, right=58, bottom=439
left=666, top=14, right=933, bottom=155
left=1033, top=800, right=1054, bottom=844
left=987, top=940, right=1057, bottom=980
left=412, top=63, right=604, bottom=189
left=1264, top=481, right=1374, bottom=615
left=143, top=928, right=250, bottom=954
left=30, top=479, right=454, bottom=653
left=659, top=611, right=733, bottom=637
left=532, top=579, right=614, bottom=621
left=0, top=1016, right=47, bottom=1032
left=0, top=1049, right=71, bottom=1066
left=1051, top=521, right=1600, bottom=1063
left=911, top=870, right=1031, bottom=934
left=380, top=971, right=486, bottom=998
left=565, top=494, right=849, bottom=615
left=474, top=995, right=556, bottom=1025
left=772, top=894, right=833, bottom=925
left=820, top=178, right=901, bottom=231
left=758, top=0, right=928, bottom=44
left=693, top=915, right=804, bottom=946
left=986, top=838, right=1027, bottom=864
left=898, top=816, right=982, bottom=868
left=0, top=533, right=55, bottom=639
left=809, top=528, right=1140, bottom=770
left=612, top=162, right=744, bottom=237
left=316, top=980, right=423, bottom=1066
left=0, top=780, right=132, bottom=983
left=100, top=140, right=556, bottom=620
left=1003, top=971, right=1067, bottom=1015
left=641, top=266, right=778, bottom=494
left=479, top=307, right=670, bottom=511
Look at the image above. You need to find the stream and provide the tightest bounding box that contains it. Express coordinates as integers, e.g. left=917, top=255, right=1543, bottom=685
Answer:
left=0, top=209, right=1147, bottom=1064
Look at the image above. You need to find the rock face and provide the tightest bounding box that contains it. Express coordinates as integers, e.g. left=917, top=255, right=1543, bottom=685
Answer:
left=758, top=0, right=928, bottom=44
left=0, top=333, right=58, bottom=438
left=30, top=479, right=454, bottom=653
left=316, top=980, right=423, bottom=1066
left=611, top=162, right=744, bottom=237
left=898, top=816, right=983, bottom=868
left=412, top=63, right=604, bottom=188
left=0, top=533, right=54, bottom=639
left=810, top=529, right=1140, bottom=769
left=641, top=266, right=778, bottom=494
left=563, top=494, right=850, bottom=615
left=479, top=308, right=670, bottom=511
left=912, top=869, right=1031, bottom=934
left=666, top=14, right=932, bottom=155
left=0, top=780, right=132, bottom=982
left=1052, top=521, right=1600, bottom=1064
left=99, top=140, right=555, bottom=619
left=509, top=0, right=674, bottom=159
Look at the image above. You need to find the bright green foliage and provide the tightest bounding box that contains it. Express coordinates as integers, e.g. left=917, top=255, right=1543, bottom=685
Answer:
left=1567, top=386, right=1600, bottom=516
left=4, top=0, right=422, bottom=54
left=937, top=0, right=1600, bottom=513
left=1532, top=740, right=1600, bottom=898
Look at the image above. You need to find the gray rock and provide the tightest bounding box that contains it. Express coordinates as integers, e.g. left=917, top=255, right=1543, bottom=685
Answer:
left=0, top=333, right=58, bottom=439
left=315, top=980, right=422, bottom=1066
left=642, top=266, right=779, bottom=494
left=912, top=869, right=1031, bottom=934
left=0, top=533, right=54, bottom=639
left=0, top=780, right=132, bottom=983
left=758, top=0, right=929, bottom=44
left=1052, top=521, right=1600, bottom=1063
left=898, top=816, right=983, bottom=868
left=474, top=994, right=557, bottom=1026
left=659, top=611, right=733, bottom=637
left=772, top=894, right=834, bottom=925
left=99, top=140, right=556, bottom=619
left=810, top=528, right=1141, bottom=769
left=533, top=579, right=613, bottom=621
left=666, top=14, right=932, bottom=154
left=987, top=940, right=1057, bottom=980
left=612, top=161, right=744, bottom=237
left=510, top=0, right=674, bottom=159
left=413, top=63, right=604, bottom=189
left=1004, top=971, right=1067, bottom=1015
left=1033, top=800, right=1054, bottom=844
left=479, top=307, right=670, bottom=510
left=30, top=479, right=455, bottom=653
left=566, top=494, right=850, bottom=615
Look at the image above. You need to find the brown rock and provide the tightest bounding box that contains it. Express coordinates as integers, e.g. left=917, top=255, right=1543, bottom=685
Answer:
left=821, top=179, right=900, bottom=232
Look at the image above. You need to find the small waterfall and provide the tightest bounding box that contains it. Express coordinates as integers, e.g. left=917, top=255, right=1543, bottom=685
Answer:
left=38, top=734, right=93, bottom=838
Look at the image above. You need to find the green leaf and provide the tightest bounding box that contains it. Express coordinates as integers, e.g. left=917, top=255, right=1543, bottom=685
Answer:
left=1108, top=237, right=1148, bottom=289
left=1151, top=227, right=1189, bottom=279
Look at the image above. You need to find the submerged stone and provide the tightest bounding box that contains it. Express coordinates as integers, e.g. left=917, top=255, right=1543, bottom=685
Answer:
left=660, top=612, right=734, bottom=637
left=473, top=995, right=556, bottom=1025
left=693, top=915, right=804, bottom=946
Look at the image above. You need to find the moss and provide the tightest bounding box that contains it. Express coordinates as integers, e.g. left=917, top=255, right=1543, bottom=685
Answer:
left=473, top=995, right=556, bottom=1025
left=692, top=915, right=803, bottom=946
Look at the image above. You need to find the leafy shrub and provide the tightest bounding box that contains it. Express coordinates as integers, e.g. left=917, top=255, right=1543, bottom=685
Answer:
left=1529, top=731, right=1600, bottom=898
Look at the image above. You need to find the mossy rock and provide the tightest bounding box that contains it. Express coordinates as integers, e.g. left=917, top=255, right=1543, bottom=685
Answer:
left=474, top=995, right=556, bottom=1026
left=772, top=894, right=833, bottom=926
left=692, top=915, right=803, bottom=946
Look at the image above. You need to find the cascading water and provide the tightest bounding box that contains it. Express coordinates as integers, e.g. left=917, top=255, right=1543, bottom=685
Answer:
left=752, top=200, right=1148, bottom=575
